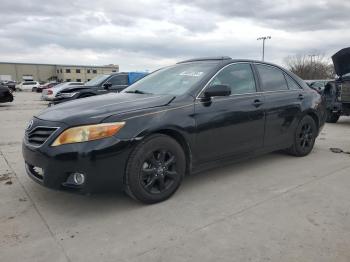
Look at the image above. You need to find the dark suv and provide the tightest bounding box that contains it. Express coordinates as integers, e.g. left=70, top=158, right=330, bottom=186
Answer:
left=52, top=72, right=147, bottom=105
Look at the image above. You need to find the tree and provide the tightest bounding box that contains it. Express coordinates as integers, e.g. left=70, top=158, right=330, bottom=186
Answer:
left=284, top=54, right=334, bottom=80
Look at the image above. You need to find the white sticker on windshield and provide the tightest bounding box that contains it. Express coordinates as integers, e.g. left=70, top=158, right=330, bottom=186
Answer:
left=179, top=71, right=204, bottom=77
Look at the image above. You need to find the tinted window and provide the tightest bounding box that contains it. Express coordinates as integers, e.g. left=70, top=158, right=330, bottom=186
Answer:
left=256, top=64, right=288, bottom=91
left=285, top=74, right=301, bottom=90
left=109, top=75, right=128, bottom=85
left=209, top=63, right=256, bottom=94
left=66, top=69, right=71, bottom=73
left=23, top=82, right=35, bottom=85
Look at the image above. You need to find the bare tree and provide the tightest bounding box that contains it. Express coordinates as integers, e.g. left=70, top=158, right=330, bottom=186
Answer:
left=284, top=54, right=334, bottom=80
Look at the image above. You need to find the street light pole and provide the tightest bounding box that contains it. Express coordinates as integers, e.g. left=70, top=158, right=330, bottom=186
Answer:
left=257, top=36, right=271, bottom=61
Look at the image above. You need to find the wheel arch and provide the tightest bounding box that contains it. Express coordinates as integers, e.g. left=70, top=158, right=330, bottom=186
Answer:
left=304, top=110, right=320, bottom=132
left=142, top=128, right=193, bottom=176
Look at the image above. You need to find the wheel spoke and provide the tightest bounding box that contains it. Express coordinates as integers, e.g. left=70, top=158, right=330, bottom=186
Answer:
left=145, top=177, right=157, bottom=189
left=149, top=153, right=159, bottom=166
left=158, top=150, right=166, bottom=163
left=164, top=155, right=175, bottom=167
left=142, top=168, right=155, bottom=177
left=165, top=170, right=177, bottom=178
left=158, top=176, right=165, bottom=191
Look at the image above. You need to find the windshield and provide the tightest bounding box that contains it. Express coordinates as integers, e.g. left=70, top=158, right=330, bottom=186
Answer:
left=123, top=62, right=217, bottom=95
left=85, top=74, right=110, bottom=86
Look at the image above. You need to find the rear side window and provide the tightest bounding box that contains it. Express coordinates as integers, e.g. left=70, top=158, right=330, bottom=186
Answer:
left=256, top=64, right=288, bottom=91
left=285, top=74, right=301, bottom=90
left=209, top=63, right=256, bottom=95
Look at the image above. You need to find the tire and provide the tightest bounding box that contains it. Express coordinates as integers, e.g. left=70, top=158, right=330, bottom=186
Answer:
left=287, top=115, right=317, bottom=157
left=125, top=134, right=186, bottom=204
left=326, top=110, right=340, bottom=123
left=32, top=87, right=37, bottom=92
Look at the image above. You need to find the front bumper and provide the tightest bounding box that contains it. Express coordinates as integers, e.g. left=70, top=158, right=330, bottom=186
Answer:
left=22, top=136, right=135, bottom=193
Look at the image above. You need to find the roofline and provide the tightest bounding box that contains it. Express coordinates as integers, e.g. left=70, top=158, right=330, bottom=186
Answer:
left=177, top=56, right=232, bottom=64
left=0, top=61, right=118, bottom=68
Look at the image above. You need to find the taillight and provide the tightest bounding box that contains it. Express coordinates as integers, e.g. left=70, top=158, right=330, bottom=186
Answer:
left=47, top=89, right=53, bottom=95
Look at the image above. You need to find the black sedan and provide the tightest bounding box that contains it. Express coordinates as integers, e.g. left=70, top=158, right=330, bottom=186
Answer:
left=22, top=57, right=326, bottom=203
left=0, top=85, right=14, bottom=103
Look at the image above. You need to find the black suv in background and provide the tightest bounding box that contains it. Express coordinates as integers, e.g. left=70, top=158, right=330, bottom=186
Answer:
left=51, top=72, right=147, bottom=105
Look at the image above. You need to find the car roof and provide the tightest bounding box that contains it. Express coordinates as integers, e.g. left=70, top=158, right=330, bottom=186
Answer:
left=176, top=56, right=285, bottom=68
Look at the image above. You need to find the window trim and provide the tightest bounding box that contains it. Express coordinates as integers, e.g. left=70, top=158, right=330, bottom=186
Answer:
left=254, top=63, right=290, bottom=92
left=196, top=62, right=258, bottom=99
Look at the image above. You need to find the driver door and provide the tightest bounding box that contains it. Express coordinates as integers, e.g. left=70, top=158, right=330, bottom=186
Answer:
left=194, top=63, right=265, bottom=163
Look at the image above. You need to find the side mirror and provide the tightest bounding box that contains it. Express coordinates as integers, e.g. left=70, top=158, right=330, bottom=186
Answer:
left=203, top=85, right=231, bottom=98
left=103, top=82, right=112, bottom=89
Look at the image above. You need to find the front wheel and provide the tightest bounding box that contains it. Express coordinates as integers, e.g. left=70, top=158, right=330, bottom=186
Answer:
left=125, top=134, right=186, bottom=204
left=287, top=115, right=317, bottom=157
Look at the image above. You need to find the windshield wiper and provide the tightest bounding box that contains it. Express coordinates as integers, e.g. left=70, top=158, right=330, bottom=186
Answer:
left=124, top=90, right=152, bottom=94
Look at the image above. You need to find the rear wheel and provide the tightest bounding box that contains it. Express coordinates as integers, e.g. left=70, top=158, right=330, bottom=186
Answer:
left=287, top=115, right=317, bottom=157
left=125, top=134, right=186, bottom=204
left=326, top=110, right=340, bottom=123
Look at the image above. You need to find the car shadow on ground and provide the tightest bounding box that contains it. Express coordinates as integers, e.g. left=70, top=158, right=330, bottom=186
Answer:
left=23, top=152, right=290, bottom=217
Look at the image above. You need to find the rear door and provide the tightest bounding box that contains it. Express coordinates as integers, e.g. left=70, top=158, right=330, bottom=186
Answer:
left=194, top=63, right=265, bottom=163
left=254, top=63, right=305, bottom=149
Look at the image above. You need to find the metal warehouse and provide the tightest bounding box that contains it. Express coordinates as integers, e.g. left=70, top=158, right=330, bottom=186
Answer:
left=0, top=62, right=119, bottom=82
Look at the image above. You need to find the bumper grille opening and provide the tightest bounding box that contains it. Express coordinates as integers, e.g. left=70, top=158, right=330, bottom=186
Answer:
left=25, top=163, right=44, bottom=181
left=26, top=127, right=58, bottom=146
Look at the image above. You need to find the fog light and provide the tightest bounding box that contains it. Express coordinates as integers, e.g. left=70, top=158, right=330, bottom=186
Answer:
left=72, top=173, right=85, bottom=185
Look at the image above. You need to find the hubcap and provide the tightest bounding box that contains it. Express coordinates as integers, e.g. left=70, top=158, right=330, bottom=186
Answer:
left=298, top=123, right=313, bottom=149
left=140, top=149, right=177, bottom=194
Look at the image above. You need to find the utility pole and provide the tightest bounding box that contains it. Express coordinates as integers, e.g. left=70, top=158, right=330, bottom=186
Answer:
left=309, top=54, right=317, bottom=79
left=257, top=36, right=271, bottom=61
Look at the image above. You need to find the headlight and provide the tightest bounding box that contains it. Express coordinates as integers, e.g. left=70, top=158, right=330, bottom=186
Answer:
left=51, top=122, right=125, bottom=146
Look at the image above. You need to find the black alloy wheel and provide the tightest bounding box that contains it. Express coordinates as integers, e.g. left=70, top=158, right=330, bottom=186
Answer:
left=125, top=134, right=186, bottom=204
left=141, top=150, right=177, bottom=194
left=287, top=115, right=317, bottom=157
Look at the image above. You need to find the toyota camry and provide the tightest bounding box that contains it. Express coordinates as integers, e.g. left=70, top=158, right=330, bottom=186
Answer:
left=22, top=57, right=326, bottom=204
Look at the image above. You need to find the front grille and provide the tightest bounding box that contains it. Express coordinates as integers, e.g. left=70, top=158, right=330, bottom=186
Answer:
left=341, top=82, right=350, bottom=103
left=26, top=126, right=58, bottom=146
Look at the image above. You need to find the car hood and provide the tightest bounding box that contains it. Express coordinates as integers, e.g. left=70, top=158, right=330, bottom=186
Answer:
left=36, top=93, right=175, bottom=125
left=332, top=47, right=350, bottom=77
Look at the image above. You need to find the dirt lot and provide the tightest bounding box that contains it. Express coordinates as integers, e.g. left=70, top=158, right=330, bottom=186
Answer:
left=1, top=92, right=350, bottom=262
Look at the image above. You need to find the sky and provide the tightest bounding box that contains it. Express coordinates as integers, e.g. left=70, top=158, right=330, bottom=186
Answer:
left=0, top=0, right=349, bottom=71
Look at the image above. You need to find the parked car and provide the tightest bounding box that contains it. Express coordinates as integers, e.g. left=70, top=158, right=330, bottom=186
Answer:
left=17, top=81, right=40, bottom=91
left=52, top=72, right=147, bottom=105
left=34, top=82, right=59, bottom=93
left=0, top=85, right=13, bottom=103
left=22, top=57, right=326, bottom=204
left=321, top=47, right=350, bottom=123
left=0, top=80, right=16, bottom=92
left=41, top=82, right=83, bottom=101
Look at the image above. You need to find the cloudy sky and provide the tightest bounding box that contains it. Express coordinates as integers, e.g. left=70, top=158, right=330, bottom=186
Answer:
left=0, top=0, right=349, bottom=71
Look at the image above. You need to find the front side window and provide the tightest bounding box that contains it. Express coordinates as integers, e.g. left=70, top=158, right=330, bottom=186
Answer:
left=208, top=63, right=256, bottom=95
left=109, top=75, right=128, bottom=85
left=256, top=64, right=288, bottom=91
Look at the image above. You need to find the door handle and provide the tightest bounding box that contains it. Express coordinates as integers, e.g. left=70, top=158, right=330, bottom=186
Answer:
left=298, top=94, right=304, bottom=100
left=252, top=99, right=263, bottom=107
